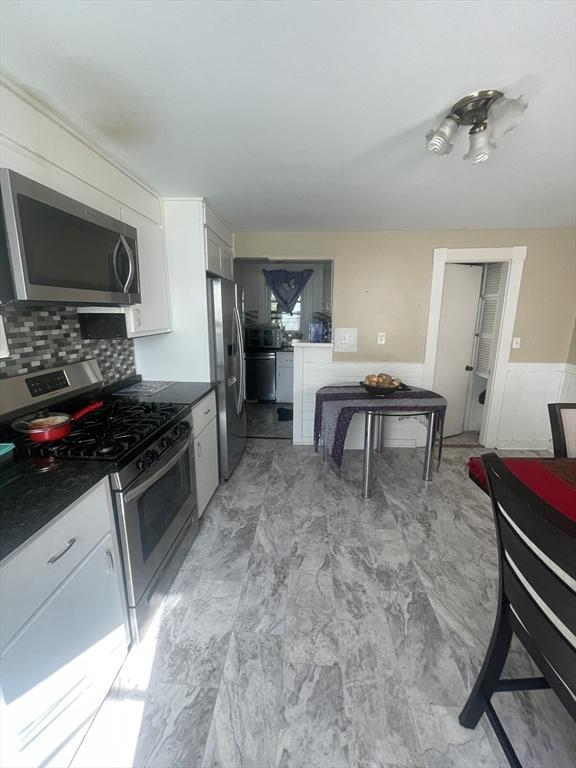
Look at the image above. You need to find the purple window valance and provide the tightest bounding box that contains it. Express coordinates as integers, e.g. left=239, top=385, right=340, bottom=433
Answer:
left=263, top=269, right=313, bottom=315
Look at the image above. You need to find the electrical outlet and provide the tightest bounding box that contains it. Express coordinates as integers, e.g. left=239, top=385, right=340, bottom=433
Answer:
left=512, top=337, right=521, bottom=349
left=377, top=332, right=386, bottom=345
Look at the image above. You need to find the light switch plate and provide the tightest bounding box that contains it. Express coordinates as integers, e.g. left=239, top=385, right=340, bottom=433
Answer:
left=377, top=332, right=386, bottom=345
left=334, top=327, right=358, bottom=352
left=0, top=316, right=9, bottom=359
left=512, top=337, right=521, bottom=349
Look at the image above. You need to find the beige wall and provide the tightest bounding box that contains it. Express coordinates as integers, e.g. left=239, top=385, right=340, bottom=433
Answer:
left=235, top=228, right=576, bottom=364
left=567, top=318, right=576, bottom=365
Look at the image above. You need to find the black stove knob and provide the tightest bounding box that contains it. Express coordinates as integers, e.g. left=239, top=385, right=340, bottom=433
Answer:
left=160, top=436, right=173, bottom=449
left=136, top=458, right=147, bottom=471
left=146, top=449, right=159, bottom=464
left=174, top=421, right=190, bottom=436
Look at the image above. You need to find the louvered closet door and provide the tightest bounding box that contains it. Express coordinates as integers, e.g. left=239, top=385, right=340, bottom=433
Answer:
left=474, top=263, right=502, bottom=378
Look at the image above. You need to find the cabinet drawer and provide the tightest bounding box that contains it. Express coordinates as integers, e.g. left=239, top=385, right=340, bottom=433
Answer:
left=0, top=479, right=112, bottom=649
left=192, top=390, right=217, bottom=436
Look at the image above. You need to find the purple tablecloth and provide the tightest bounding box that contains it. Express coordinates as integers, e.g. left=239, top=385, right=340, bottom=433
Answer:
left=314, top=385, right=447, bottom=468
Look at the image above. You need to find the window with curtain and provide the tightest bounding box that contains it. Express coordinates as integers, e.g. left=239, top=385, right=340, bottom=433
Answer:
left=269, top=289, right=302, bottom=330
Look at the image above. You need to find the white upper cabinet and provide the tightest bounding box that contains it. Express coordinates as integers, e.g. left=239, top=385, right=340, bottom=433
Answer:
left=204, top=203, right=234, bottom=280
left=135, top=198, right=235, bottom=382
left=0, top=83, right=171, bottom=336
left=121, top=208, right=171, bottom=337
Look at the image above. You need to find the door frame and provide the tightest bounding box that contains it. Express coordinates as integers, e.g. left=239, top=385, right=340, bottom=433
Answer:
left=423, top=246, right=526, bottom=447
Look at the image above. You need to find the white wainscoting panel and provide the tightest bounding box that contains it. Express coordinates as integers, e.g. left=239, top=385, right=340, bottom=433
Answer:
left=293, top=344, right=426, bottom=447
left=295, top=350, right=573, bottom=451
left=559, top=364, right=576, bottom=402
left=495, top=363, right=568, bottom=450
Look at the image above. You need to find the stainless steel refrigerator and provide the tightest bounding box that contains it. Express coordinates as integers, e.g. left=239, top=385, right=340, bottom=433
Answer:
left=207, top=277, right=247, bottom=479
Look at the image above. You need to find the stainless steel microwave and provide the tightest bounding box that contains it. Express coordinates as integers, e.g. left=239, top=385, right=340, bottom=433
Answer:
left=0, top=169, right=140, bottom=305
left=245, top=326, right=284, bottom=350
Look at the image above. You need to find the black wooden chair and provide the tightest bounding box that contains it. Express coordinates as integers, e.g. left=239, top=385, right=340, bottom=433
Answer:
left=459, top=453, right=576, bottom=768
left=548, top=402, right=576, bottom=458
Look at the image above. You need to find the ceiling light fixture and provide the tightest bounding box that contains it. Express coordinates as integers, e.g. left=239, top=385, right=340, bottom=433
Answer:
left=426, top=90, right=527, bottom=164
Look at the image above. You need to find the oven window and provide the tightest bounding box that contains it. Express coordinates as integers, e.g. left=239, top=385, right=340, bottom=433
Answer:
left=138, top=457, right=191, bottom=562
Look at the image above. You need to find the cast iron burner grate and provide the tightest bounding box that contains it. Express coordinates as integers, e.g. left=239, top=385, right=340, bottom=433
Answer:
left=14, top=398, right=183, bottom=461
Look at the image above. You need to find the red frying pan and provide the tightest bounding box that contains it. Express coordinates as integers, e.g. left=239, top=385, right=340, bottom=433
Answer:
left=12, top=401, right=104, bottom=443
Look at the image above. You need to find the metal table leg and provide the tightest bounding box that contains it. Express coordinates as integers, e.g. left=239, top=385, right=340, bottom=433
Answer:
left=362, top=411, right=376, bottom=498
left=423, top=411, right=436, bottom=481
left=376, top=414, right=385, bottom=453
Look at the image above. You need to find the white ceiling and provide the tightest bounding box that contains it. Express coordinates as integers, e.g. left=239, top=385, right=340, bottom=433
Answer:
left=1, top=0, right=575, bottom=231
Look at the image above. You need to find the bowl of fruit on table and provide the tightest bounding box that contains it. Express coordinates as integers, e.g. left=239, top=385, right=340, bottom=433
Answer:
left=360, top=373, right=405, bottom=396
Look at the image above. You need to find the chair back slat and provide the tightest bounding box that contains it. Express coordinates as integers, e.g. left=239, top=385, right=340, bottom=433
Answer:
left=499, top=516, right=576, bottom=639
left=485, top=457, right=576, bottom=576
left=483, top=453, right=576, bottom=716
left=503, top=561, right=576, bottom=696
left=508, top=608, right=576, bottom=720
left=548, top=402, right=576, bottom=458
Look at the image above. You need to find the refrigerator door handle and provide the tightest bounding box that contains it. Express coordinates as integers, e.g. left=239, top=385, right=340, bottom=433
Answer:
left=233, top=307, right=244, bottom=415
left=236, top=307, right=246, bottom=405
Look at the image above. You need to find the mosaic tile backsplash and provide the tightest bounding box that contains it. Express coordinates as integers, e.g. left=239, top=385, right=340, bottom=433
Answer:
left=0, top=305, right=136, bottom=383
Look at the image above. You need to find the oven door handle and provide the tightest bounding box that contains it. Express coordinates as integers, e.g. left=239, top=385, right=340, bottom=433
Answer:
left=123, top=435, right=192, bottom=504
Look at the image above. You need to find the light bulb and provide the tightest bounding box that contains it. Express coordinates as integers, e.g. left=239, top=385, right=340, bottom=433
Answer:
left=463, top=124, right=496, bottom=164
left=426, top=116, right=459, bottom=155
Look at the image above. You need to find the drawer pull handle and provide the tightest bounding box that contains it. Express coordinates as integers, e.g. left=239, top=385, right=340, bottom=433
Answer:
left=47, top=538, right=77, bottom=564
left=106, top=548, right=115, bottom=574
left=197, top=442, right=202, bottom=458
left=203, top=408, right=211, bottom=415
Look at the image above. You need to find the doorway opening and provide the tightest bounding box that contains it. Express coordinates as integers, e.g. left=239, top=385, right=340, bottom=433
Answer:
left=423, top=247, right=526, bottom=448
left=435, top=262, right=507, bottom=444
left=234, top=258, right=333, bottom=439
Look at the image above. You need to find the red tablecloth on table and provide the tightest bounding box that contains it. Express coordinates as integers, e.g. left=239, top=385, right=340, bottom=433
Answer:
left=468, top=457, right=576, bottom=524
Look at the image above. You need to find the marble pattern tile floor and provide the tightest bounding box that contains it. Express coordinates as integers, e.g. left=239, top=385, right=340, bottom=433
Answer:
left=72, top=440, right=575, bottom=768
left=246, top=403, right=293, bottom=439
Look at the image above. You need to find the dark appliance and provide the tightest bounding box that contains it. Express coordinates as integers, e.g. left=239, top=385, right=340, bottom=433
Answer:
left=0, top=360, right=197, bottom=641
left=0, top=169, right=140, bottom=305
left=245, top=351, right=276, bottom=402
left=245, top=326, right=283, bottom=350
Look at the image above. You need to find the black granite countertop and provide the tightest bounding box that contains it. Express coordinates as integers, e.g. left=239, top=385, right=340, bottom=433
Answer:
left=0, top=379, right=217, bottom=563
left=0, top=459, right=112, bottom=563
left=126, top=381, right=217, bottom=406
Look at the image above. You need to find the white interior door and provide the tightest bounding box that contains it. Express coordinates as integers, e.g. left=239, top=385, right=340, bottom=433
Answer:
left=433, top=264, right=482, bottom=436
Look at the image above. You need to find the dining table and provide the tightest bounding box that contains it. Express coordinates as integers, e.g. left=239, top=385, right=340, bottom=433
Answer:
left=314, top=384, right=447, bottom=498
left=468, top=455, right=576, bottom=536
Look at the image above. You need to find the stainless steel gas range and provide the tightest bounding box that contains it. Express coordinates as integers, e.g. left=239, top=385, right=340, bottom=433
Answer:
left=0, top=359, right=198, bottom=641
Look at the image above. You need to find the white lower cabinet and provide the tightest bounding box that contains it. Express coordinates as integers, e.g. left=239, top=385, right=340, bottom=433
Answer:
left=275, top=352, right=294, bottom=403
left=0, top=480, right=129, bottom=768
left=194, top=417, right=219, bottom=517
